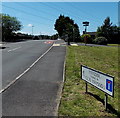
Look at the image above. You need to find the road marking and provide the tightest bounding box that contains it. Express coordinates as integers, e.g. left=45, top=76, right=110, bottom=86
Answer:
left=44, top=41, right=53, bottom=44
left=0, top=44, right=53, bottom=94
left=71, top=44, right=78, bottom=46
left=53, top=44, right=60, bottom=46
left=8, top=47, right=21, bottom=52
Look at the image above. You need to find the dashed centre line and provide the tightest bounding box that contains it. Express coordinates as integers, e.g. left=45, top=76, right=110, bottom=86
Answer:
left=8, top=47, right=21, bottom=52
left=0, top=45, right=53, bottom=94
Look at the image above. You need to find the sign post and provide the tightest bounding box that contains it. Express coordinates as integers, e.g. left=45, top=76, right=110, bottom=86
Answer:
left=82, top=21, right=89, bottom=46
left=81, top=65, right=114, bottom=110
left=105, top=94, right=108, bottom=111
left=85, top=82, right=88, bottom=93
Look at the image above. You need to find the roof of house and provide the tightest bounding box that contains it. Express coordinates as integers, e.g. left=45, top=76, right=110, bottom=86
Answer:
left=86, top=32, right=96, bottom=35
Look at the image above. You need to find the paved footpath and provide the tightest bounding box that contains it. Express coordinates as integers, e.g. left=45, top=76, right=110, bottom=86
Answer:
left=2, top=40, right=66, bottom=116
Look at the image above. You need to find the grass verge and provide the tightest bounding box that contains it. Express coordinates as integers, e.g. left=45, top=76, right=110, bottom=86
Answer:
left=107, top=44, right=119, bottom=46
left=59, top=45, right=119, bottom=117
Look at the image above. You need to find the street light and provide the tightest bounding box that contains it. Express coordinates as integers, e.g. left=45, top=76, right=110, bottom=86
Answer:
left=82, top=21, right=89, bottom=45
left=32, top=25, right=34, bottom=35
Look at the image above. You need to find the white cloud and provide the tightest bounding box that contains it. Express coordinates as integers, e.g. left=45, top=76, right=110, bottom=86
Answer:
left=15, top=31, right=31, bottom=34
left=27, top=24, right=33, bottom=27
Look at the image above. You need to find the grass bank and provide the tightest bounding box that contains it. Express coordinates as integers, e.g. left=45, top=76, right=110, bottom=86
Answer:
left=59, top=45, right=119, bottom=117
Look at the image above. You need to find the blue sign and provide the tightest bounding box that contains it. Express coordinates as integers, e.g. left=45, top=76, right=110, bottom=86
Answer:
left=106, top=79, right=112, bottom=92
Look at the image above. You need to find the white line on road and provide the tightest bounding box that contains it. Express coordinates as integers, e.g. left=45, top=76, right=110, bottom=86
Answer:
left=0, top=44, right=53, bottom=94
left=8, top=47, right=21, bottom=52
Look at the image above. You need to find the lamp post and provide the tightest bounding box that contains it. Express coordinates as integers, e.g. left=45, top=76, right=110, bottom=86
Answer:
left=32, top=25, right=34, bottom=35
left=82, top=21, right=89, bottom=45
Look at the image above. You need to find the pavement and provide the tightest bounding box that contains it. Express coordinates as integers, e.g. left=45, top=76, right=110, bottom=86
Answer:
left=2, top=39, right=66, bottom=116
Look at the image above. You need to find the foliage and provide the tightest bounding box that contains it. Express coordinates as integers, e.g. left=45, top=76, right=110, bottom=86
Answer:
left=81, top=34, right=91, bottom=41
left=50, top=33, right=58, bottom=40
left=13, top=32, right=33, bottom=41
left=81, top=34, right=94, bottom=44
left=96, top=17, right=119, bottom=44
left=54, top=15, right=80, bottom=43
left=1, top=13, right=22, bottom=41
left=94, top=36, right=108, bottom=45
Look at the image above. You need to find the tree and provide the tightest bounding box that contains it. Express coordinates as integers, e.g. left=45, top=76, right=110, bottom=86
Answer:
left=96, top=17, right=119, bottom=43
left=51, top=33, right=58, bottom=40
left=54, top=15, right=80, bottom=44
left=1, top=13, right=22, bottom=41
left=54, top=15, right=66, bottom=37
left=73, top=23, right=80, bottom=42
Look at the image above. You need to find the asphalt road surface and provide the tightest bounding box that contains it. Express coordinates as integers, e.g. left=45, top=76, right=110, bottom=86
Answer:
left=2, top=39, right=66, bottom=116
left=2, top=40, right=54, bottom=90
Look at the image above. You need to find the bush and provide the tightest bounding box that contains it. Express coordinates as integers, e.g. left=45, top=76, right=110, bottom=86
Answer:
left=81, top=34, right=94, bottom=44
left=94, top=37, right=108, bottom=45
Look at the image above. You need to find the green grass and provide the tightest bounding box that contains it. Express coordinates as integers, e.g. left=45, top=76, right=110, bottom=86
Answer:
left=59, top=45, right=119, bottom=117
left=107, top=44, right=119, bottom=46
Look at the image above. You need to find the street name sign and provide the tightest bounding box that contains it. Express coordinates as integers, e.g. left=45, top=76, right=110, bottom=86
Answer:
left=81, top=65, right=114, bottom=97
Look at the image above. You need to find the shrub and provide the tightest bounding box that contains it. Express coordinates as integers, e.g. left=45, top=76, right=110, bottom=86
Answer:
left=81, top=34, right=94, bottom=44
left=94, top=37, right=108, bottom=45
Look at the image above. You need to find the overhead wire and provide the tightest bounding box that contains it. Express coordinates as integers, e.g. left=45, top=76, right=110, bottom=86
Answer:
left=2, top=2, right=116, bottom=35
left=1, top=4, right=56, bottom=35
left=38, top=2, right=100, bottom=33
left=1, top=5, right=52, bottom=26
left=15, top=2, right=57, bottom=18
left=66, top=2, right=101, bottom=22
left=39, top=2, right=84, bottom=22
left=67, top=2, right=118, bottom=26
left=1, top=4, right=54, bottom=22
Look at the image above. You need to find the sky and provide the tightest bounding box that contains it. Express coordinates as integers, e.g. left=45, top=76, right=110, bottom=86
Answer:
left=1, top=1, right=119, bottom=36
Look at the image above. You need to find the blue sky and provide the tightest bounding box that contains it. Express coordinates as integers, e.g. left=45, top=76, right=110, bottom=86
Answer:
left=1, top=1, right=119, bottom=36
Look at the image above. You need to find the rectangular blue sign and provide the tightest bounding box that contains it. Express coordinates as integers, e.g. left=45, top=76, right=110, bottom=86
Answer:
left=106, top=79, right=113, bottom=92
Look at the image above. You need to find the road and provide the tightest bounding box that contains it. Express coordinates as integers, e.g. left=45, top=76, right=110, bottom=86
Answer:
left=2, top=39, right=66, bottom=116
left=2, top=40, right=54, bottom=90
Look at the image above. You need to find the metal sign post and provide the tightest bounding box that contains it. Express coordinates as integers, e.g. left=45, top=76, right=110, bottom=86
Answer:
left=105, top=94, right=108, bottom=111
left=82, top=21, right=89, bottom=46
left=85, top=82, right=88, bottom=93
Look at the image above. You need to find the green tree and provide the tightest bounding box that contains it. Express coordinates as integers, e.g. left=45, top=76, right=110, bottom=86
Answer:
left=96, top=17, right=112, bottom=38
left=1, top=13, right=22, bottom=41
left=73, top=23, right=80, bottom=42
left=96, top=17, right=119, bottom=43
left=54, top=15, right=66, bottom=37
left=54, top=15, right=80, bottom=44
left=66, top=23, right=73, bottom=45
